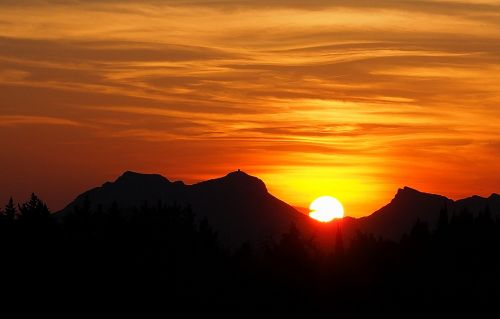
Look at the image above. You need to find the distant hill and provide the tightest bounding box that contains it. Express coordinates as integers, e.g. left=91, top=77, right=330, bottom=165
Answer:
left=354, top=187, right=500, bottom=240
left=59, top=171, right=499, bottom=245
left=455, top=193, right=500, bottom=215
left=59, top=170, right=315, bottom=246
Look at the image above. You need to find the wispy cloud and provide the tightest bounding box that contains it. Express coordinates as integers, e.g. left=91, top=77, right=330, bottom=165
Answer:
left=0, top=115, right=82, bottom=126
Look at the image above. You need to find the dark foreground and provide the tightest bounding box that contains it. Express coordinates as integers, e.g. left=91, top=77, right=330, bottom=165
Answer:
left=1, top=194, right=499, bottom=318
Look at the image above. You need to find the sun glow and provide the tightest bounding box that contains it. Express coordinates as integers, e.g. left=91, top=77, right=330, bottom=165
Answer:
left=309, top=196, right=344, bottom=222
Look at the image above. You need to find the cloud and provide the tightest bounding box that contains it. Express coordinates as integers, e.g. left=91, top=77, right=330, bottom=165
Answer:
left=0, top=37, right=236, bottom=63
left=0, top=69, right=30, bottom=82
left=0, top=115, right=82, bottom=126
left=9, top=0, right=500, bottom=16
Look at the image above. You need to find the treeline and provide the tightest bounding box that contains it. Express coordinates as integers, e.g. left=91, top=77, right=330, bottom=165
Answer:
left=0, top=194, right=499, bottom=318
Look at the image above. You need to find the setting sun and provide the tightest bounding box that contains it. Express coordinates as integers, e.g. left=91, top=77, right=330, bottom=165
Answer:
left=309, top=196, right=345, bottom=222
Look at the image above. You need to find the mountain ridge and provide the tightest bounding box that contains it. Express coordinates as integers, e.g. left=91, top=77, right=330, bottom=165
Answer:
left=59, top=170, right=499, bottom=244
left=60, top=170, right=312, bottom=246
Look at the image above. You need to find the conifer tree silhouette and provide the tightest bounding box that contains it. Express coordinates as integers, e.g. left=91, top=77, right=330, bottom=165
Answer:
left=0, top=190, right=499, bottom=316
left=4, top=197, right=17, bottom=221
left=18, top=193, right=49, bottom=221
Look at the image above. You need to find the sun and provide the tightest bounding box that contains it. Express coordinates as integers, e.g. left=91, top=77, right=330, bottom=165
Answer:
left=309, top=196, right=344, bottom=222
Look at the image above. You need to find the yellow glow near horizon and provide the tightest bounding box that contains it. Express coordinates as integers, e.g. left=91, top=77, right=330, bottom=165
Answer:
left=309, top=196, right=345, bottom=222
left=260, top=165, right=387, bottom=217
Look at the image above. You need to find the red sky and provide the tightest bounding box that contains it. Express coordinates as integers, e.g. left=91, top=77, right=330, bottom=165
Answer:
left=1, top=0, right=499, bottom=216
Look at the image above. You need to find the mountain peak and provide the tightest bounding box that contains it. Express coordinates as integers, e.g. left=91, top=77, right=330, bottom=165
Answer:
left=224, top=170, right=266, bottom=188
left=400, top=186, right=420, bottom=192
left=395, top=186, right=449, bottom=201
left=193, top=170, right=268, bottom=194
left=225, top=169, right=252, bottom=179
left=115, top=171, right=170, bottom=184
left=396, top=186, right=422, bottom=197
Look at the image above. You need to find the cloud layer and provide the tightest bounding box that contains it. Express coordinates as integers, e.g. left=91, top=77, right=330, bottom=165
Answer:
left=0, top=0, right=499, bottom=215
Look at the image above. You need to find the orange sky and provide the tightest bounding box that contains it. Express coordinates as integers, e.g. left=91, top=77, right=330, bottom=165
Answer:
left=1, top=0, right=499, bottom=216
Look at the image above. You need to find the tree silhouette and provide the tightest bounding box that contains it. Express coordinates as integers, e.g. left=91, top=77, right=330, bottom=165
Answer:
left=0, top=191, right=499, bottom=317
left=4, top=197, right=17, bottom=220
left=18, top=193, right=50, bottom=222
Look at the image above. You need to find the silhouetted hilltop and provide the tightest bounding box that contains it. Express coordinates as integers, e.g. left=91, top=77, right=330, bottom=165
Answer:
left=356, top=186, right=452, bottom=239
left=61, top=171, right=181, bottom=214
left=115, top=170, right=170, bottom=185
left=355, top=187, right=500, bottom=240
left=185, top=170, right=311, bottom=245
left=60, top=170, right=311, bottom=246
left=191, top=170, right=267, bottom=194
left=455, top=193, right=500, bottom=214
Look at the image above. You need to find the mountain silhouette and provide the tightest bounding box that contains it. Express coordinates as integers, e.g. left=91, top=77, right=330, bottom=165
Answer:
left=455, top=193, right=500, bottom=215
left=354, top=186, right=500, bottom=240
left=60, top=170, right=313, bottom=246
left=60, top=171, right=499, bottom=244
left=355, top=186, right=453, bottom=239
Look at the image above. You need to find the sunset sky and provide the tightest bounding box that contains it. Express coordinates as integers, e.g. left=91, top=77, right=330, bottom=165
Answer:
left=1, top=0, right=499, bottom=216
